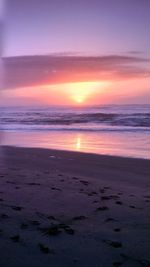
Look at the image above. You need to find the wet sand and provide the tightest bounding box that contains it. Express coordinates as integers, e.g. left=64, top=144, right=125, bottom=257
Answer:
left=0, top=146, right=150, bottom=267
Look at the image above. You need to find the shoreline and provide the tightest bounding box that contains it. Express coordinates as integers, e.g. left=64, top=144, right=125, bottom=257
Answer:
left=0, top=145, right=150, bottom=266
left=1, top=129, right=150, bottom=160
left=2, top=143, right=150, bottom=161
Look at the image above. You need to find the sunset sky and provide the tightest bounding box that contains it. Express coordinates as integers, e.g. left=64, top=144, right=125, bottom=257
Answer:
left=2, top=0, right=150, bottom=106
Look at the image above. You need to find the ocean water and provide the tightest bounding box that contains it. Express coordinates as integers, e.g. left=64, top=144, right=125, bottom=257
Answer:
left=0, top=104, right=150, bottom=159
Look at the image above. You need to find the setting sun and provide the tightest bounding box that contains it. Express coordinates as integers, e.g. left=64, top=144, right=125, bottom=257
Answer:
left=75, top=97, right=84, bottom=103
left=2, top=80, right=112, bottom=106
left=65, top=81, right=110, bottom=104
left=68, top=81, right=101, bottom=104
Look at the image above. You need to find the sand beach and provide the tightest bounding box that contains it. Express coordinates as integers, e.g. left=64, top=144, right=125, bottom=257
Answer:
left=0, top=146, right=150, bottom=267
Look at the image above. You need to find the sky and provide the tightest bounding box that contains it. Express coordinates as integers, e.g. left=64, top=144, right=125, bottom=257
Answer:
left=1, top=0, right=150, bottom=106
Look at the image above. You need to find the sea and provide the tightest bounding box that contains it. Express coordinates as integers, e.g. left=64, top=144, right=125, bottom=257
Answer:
left=0, top=104, right=150, bottom=159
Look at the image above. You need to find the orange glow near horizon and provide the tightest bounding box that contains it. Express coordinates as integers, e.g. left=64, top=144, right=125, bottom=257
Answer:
left=68, top=82, right=101, bottom=104
left=1, top=76, right=150, bottom=106
left=62, top=81, right=111, bottom=104
left=2, top=80, right=111, bottom=105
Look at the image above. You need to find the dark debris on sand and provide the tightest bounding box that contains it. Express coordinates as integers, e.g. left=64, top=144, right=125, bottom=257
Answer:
left=39, top=225, right=61, bottom=236
left=39, top=222, right=75, bottom=236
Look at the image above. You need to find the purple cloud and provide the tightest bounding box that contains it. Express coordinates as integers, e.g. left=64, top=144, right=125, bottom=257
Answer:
left=3, top=54, right=150, bottom=89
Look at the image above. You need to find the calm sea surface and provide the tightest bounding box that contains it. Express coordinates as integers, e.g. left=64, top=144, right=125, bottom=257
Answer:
left=0, top=104, right=150, bottom=159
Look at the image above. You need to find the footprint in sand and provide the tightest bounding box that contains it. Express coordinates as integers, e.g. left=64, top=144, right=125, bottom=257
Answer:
left=21, top=223, right=28, bottom=229
left=118, top=193, right=123, bottom=196
left=105, top=218, right=118, bottom=222
left=115, top=201, right=123, bottom=205
left=10, top=235, right=20, bottom=243
left=129, top=205, right=136, bottom=209
left=39, top=243, right=55, bottom=254
left=29, top=220, right=41, bottom=226
left=47, top=215, right=57, bottom=221
left=39, top=225, right=61, bottom=236
left=58, top=223, right=75, bottom=235
left=96, top=206, right=109, bottom=211
left=10, top=168, right=19, bottom=171
left=101, top=196, right=111, bottom=201
left=11, top=206, right=23, bottom=211
left=6, top=181, right=16, bottom=185
left=79, top=189, right=84, bottom=192
left=99, top=189, right=106, bottom=194
left=103, top=239, right=122, bottom=248
left=120, top=253, right=150, bottom=267
left=15, top=186, right=20, bottom=189
left=39, top=223, right=75, bottom=236
left=88, top=191, right=98, bottom=196
left=101, top=195, right=120, bottom=201
left=104, top=186, right=110, bottom=189
left=112, top=261, right=123, bottom=266
left=51, top=187, right=61, bottom=191
left=27, top=182, right=41, bottom=186
left=93, top=200, right=99, bottom=203
left=114, top=228, right=121, bottom=232
left=72, top=177, right=79, bottom=180
left=79, top=180, right=89, bottom=186
left=109, top=195, right=120, bottom=200
left=72, top=215, right=87, bottom=221
left=1, top=213, right=9, bottom=219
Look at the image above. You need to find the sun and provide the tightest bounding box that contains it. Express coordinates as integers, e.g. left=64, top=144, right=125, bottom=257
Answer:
left=74, top=95, right=84, bottom=103
left=36, top=80, right=110, bottom=105
left=66, top=81, right=102, bottom=104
